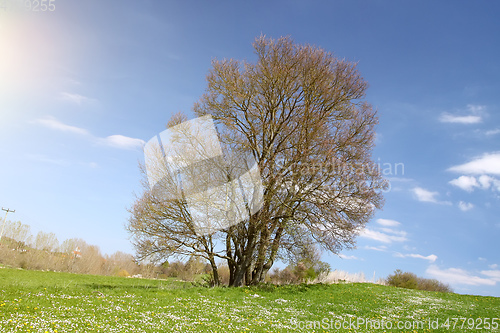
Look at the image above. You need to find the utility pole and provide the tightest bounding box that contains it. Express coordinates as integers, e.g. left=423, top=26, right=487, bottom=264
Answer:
left=0, top=207, right=15, bottom=242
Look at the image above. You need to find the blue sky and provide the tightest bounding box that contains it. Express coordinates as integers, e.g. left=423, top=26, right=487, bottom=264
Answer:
left=1, top=0, right=499, bottom=296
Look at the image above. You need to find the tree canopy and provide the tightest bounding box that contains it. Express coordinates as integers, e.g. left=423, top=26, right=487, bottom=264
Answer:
left=128, top=36, right=386, bottom=286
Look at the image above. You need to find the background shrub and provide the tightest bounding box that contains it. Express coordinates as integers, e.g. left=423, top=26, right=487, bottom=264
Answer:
left=386, top=269, right=452, bottom=293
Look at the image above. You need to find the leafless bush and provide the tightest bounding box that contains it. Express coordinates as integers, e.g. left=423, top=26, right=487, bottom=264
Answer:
left=269, top=267, right=300, bottom=285
left=386, top=269, right=452, bottom=293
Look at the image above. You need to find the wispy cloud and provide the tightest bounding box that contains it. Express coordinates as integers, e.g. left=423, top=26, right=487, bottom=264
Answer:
left=395, top=253, right=438, bottom=263
left=439, top=104, right=485, bottom=124
left=338, top=254, right=359, bottom=260
left=359, top=228, right=407, bottom=244
left=480, top=270, right=500, bottom=282
left=36, top=116, right=144, bottom=151
left=448, top=152, right=500, bottom=176
left=380, top=228, right=407, bottom=237
left=376, top=219, right=400, bottom=227
left=60, top=92, right=96, bottom=105
left=361, top=218, right=408, bottom=244
left=485, top=129, right=500, bottom=136
left=37, top=116, right=89, bottom=135
left=25, top=154, right=71, bottom=167
left=467, top=104, right=486, bottom=113
left=25, top=154, right=98, bottom=168
left=364, top=245, right=387, bottom=252
left=439, top=114, right=482, bottom=124
left=412, top=187, right=451, bottom=205
left=426, top=265, right=497, bottom=286
left=101, top=135, right=145, bottom=150
left=458, top=201, right=474, bottom=212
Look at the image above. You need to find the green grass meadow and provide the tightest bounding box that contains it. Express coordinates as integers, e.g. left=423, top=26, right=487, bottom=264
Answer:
left=0, top=267, right=499, bottom=332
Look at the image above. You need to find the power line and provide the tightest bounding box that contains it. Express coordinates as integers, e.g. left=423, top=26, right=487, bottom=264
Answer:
left=0, top=207, right=15, bottom=241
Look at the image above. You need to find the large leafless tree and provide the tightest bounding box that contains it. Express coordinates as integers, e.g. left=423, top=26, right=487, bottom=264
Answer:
left=128, top=36, right=386, bottom=286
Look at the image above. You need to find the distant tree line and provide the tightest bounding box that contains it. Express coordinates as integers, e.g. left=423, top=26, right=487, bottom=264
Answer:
left=0, top=220, right=333, bottom=284
left=0, top=220, right=452, bottom=292
left=0, top=220, right=140, bottom=277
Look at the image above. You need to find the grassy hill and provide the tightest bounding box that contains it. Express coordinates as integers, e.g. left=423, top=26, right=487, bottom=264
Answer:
left=0, top=267, right=499, bottom=332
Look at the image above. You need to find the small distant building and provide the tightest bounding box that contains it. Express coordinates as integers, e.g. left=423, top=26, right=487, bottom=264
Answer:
left=73, top=247, right=81, bottom=259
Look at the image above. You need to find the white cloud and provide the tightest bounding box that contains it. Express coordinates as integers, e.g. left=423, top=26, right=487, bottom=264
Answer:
left=395, top=253, right=438, bottom=263
left=426, top=265, right=496, bottom=286
left=101, top=135, right=145, bottom=150
left=485, top=129, right=500, bottom=136
left=449, top=174, right=500, bottom=193
left=480, top=270, right=500, bottom=282
left=37, top=116, right=89, bottom=135
left=439, top=113, right=482, bottom=124
left=448, top=154, right=500, bottom=195
left=60, top=92, right=95, bottom=105
left=448, top=152, right=500, bottom=176
left=449, top=176, right=479, bottom=192
left=458, top=201, right=474, bottom=212
left=478, top=175, right=493, bottom=189
left=380, top=228, right=407, bottom=237
left=478, top=175, right=500, bottom=191
left=412, top=187, right=438, bottom=202
left=37, top=116, right=144, bottom=151
left=467, top=104, right=485, bottom=113
left=412, top=187, right=450, bottom=204
left=359, top=228, right=407, bottom=243
left=338, top=254, right=359, bottom=260
left=364, top=245, right=387, bottom=252
left=439, top=104, right=486, bottom=124
left=489, top=264, right=498, bottom=269
left=376, top=219, right=400, bottom=227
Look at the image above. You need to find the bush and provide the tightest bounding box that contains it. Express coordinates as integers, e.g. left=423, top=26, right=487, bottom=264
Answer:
left=269, top=266, right=300, bottom=285
left=268, top=259, right=332, bottom=285
left=386, top=270, right=418, bottom=290
left=165, top=261, right=185, bottom=278
left=417, top=277, right=453, bottom=293
left=117, top=269, right=130, bottom=277
left=386, top=269, right=452, bottom=293
left=217, top=265, right=231, bottom=285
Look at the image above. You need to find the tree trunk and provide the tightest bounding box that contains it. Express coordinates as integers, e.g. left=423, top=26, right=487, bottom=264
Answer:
left=231, top=256, right=251, bottom=286
left=208, top=255, right=219, bottom=287
left=252, top=224, right=285, bottom=284
left=251, top=223, right=275, bottom=285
